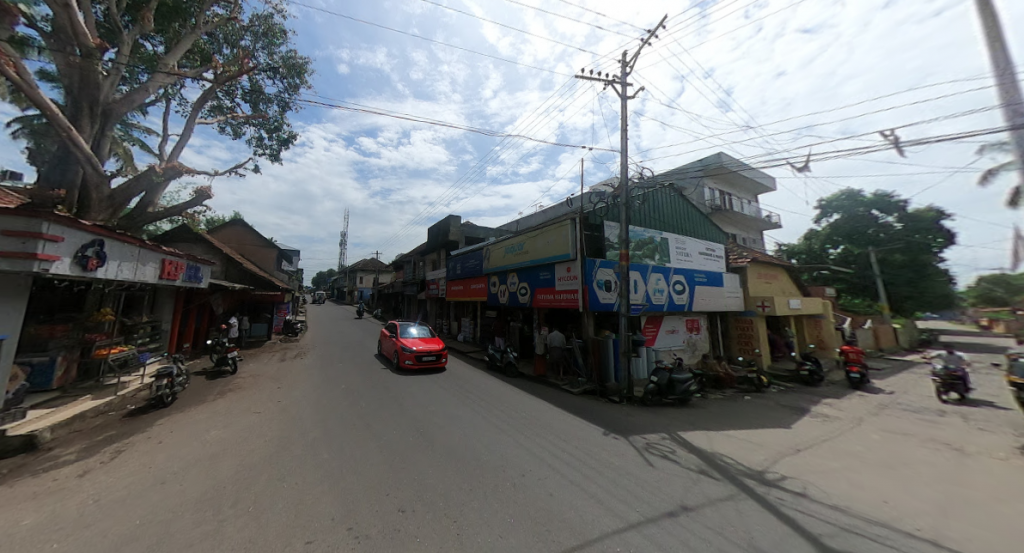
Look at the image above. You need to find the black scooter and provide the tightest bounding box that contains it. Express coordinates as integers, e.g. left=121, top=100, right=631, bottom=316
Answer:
left=642, top=359, right=704, bottom=406
left=486, top=345, right=519, bottom=377
left=844, top=361, right=869, bottom=389
left=356, top=305, right=365, bottom=319
left=150, top=354, right=190, bottom=408
left=793, top=345, right=825, bottom=385
left=207, top=334, right=240, bottom=375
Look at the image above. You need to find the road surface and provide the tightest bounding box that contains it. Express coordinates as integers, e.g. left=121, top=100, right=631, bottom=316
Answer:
left=1, top=302, right=1022, bottom=552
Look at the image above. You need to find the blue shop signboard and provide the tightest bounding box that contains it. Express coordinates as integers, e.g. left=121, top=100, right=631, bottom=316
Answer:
left=585, top=259, right=743, bottom=315
left=486, top=261, right=580, bottom=309
left=447, top=249, right=485, bottom=279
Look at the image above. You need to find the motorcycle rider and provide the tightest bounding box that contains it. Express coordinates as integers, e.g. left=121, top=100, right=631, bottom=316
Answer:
left=933, top=344, right=972, bottom=392
left=839, top=339, right=870, bottom=383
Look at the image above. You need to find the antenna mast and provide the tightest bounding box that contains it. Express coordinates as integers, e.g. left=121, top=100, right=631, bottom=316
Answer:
left=338, top=208, right=350, bottom=271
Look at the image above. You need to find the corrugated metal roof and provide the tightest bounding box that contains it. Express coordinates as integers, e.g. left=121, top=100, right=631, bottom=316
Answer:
left=587, top=185, right=728, bottom=244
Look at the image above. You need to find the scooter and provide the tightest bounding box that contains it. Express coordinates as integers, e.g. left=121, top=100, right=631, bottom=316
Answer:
left=207, top=334, right=240, bottom=375
left=793, top=345, right=825, bottom=386
left=150, top=354, right=190, bottom=408
left=733, top=351, right=771, bottom=392
left=486, top=344, right=519, bottom=377
left=356, top=306, right=365, bottom=319
left=931, top=362, right=969, bottom=403
left=642, top=359, right=704, bottom=406
left=283, top=317, right=304, bottom=337
left=844, top=361, right=869, bottom=389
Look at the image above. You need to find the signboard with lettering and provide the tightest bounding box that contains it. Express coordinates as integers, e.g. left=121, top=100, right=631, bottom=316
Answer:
left=603, top=221, right=726, bottom=273
left=585, top=258, right=742, bottom=314
left=483, top=220, right=575, bottom=273
left=447, top=249, right=485, bottom=279
left=486, top=263, right=579, bottom=309
left=447, top=276, right=488, bottom=301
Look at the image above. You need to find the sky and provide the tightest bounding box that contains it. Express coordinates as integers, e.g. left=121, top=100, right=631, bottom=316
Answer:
left=1, top=0, right=1023, bottom=288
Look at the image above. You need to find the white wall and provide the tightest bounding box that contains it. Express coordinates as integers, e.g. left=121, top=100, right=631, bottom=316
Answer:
left=0, top=274, right=33, bottom=396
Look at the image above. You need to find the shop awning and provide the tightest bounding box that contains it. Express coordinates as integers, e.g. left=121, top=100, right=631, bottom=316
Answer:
left=209, top=279, right=253, bottom=290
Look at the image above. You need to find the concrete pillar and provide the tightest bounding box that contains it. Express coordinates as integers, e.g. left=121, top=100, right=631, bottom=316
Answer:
left=0, top=274, right=33, bottom=396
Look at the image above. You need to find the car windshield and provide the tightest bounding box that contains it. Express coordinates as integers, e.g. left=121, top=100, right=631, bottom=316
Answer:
left=399, top=324, right=435, bottom=339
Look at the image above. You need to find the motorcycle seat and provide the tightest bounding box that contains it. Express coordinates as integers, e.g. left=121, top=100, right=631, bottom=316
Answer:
left=669, top=372, right=694, bottom=383
left=154, top=366, right=176, bottom=377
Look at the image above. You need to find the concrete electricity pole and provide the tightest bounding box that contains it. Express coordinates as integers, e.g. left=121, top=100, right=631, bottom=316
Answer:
left=868, top=247, right=893, bottom=325
left=973, top=0, right=1024, bottom=186
left=576, top=15, right=667, bottom=399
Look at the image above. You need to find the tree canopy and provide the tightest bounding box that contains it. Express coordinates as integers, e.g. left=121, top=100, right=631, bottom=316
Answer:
left=776, top=189, right=958, bottom=317
left=962, top=272, right=1024, bottom=308
left=310, top=268, right=337, bottom=290
left=0, top=0, right=312, bottom=231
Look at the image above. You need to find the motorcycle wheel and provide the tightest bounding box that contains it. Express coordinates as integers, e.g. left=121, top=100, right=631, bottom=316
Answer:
left=934, top=385, right=947, bottom=403
left=154, top=380, right=175, bottom=408
left=641, top=391, right=657, bottom=406
left=674, top=395, right=692, bottom=406
left=848, top=377, right=863, bottom=390
left=504, top=362, right=519, bottom=378
left=229, top=359, right=239, bottom=375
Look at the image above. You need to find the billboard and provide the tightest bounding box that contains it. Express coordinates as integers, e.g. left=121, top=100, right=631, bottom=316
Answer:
left=447, top=249, right=485, bottom=279
left=586, top=258, right=743, bottom=314
left=486, top=261, right=579, bottom=309
left=447, top=276, right=488, bottom=301
left=483, top=220, right=575, bottom=273
left=603, top=221, right=726, bottom=273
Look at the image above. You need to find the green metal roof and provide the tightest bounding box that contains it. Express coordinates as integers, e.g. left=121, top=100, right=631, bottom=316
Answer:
left=585, top=185, right=727, bottom=244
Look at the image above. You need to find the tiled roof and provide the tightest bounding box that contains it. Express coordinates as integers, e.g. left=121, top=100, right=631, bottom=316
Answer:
left=0, top=187, right=29, bottom=208
left=726, top=242, right=792, bottom=268
left=199, top=233, right=292, bottom=290
left=346, top=257, right=388, bottom=271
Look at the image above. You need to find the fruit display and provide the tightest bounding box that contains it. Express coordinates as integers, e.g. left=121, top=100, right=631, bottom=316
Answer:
left=91, top=345, right=135, bottom=359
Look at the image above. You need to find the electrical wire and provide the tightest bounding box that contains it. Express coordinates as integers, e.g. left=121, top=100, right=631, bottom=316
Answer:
left=499, top=0, right=637, bottom=38
left=548, top=0, right=647, bottom=32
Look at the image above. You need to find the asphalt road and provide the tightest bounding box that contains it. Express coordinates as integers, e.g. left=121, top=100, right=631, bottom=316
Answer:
left=1, top=303, right=1022, bottom=552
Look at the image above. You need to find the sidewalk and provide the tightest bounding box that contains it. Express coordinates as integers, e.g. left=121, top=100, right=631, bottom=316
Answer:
left=441, top=337, right=487, bottom=362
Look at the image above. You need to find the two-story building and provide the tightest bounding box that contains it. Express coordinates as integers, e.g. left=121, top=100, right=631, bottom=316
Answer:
left=337, top=258, right=393, bottom=304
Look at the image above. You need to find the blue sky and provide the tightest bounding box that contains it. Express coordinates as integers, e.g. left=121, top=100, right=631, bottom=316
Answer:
left=2, top=0, right=1023, bottom=287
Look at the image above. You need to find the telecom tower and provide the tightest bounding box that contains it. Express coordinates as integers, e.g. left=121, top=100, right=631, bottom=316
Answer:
left=337, top=208, right=349, bottom=271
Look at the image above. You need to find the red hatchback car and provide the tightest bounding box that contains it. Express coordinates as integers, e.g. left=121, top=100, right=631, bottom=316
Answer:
left=378, top=320, right=448, bottom=369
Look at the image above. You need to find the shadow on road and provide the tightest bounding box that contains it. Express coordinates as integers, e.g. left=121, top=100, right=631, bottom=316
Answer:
left=192, top=367, right=233, bottom=381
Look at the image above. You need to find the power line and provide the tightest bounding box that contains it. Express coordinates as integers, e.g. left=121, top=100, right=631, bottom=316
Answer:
left=499, top=0, right=637, bottom=37
left=296, top=97, right=616, bottom=152
left=549, top=0, right=646, bottom=32
left=286, top=0, right=577, bottom=77
left=417, top=0, right=603, bottom=56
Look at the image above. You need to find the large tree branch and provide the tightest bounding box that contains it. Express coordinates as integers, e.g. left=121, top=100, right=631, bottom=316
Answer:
left=197, top=113, right=267, bottom=125
left=77, top=0, right=99, bottom=40
left=44, top=0, right=95, bottom=52
left=181, top=157, right=251, bottom=178
left=117, top=187, right=212, bottom=230
left=102, top=0, right=159, bottom=99
left=166, top=61, right=256, bottom=163
left=0, top=43, right=107, bottom=182
left=158, top=95, right=171, bottom=162
left=109, top=0, right=239, bottom=119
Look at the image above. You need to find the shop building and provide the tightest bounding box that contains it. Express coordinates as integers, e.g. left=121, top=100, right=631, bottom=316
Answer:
left=725, top=244, right=840, bottom=367
left=152, top=224, right=295, bottom=350
left=0, top=208, right=212, bottom=398
left=338, top=258, right=392, bottom=304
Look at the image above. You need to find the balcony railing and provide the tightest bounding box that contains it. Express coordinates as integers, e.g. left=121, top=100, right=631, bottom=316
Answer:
left=706, top=195, right=782, bottom=227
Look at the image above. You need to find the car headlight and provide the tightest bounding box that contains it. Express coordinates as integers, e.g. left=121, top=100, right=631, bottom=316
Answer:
left=401, top=345, right=414, bottom=354
left=206, top=340, right=212, bottom=345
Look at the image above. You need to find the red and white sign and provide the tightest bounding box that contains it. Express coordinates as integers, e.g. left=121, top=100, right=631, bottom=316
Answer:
left=533, top=288, right=579, bottom=308
left=641, top=315, right=708, bottom=349
left=555, top=260, right=580, bottom=291
left=446, top=276, right=488, bottom=301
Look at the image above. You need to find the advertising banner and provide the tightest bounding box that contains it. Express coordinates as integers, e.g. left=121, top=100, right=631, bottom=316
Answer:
left=640, top=314, right=710, bottom=364
left=586, top=258, right=742, bottom=314
left=426, top=279, right=446, bottom=298
left=446, top=276, right=488, bottom=301
left=484, top=220, right=575, bottom=273
left=447, top=249, right=485, bottom=279
left=603, top=221, right=726, bottom=273
left=486, top=263, right=579, bottom=309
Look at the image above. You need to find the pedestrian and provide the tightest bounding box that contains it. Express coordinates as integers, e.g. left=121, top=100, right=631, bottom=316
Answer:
left=546, top=327, right=567, bottom=379
left=493, top=317, right=507, bottom=349
left=228, top=313, right=240, bottom=346
left=240, top=314, right=251, bottom=343
left=714, top=355, right=737, bottom=388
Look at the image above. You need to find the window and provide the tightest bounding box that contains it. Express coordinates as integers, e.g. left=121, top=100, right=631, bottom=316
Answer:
left=728, top=233, right=738, bottom=243
left=359, top=276, right=364, bottom=285
left=400, top=323, right=436, bottom=339
left=385, top=323, right=398, bottom=336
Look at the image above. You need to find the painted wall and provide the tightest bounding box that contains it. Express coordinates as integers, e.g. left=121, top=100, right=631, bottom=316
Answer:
left=744, top=264, right=803, bottom=298
left=727, top=315, right=770, bottom=367
left=0, top=273, right=33, bottom=397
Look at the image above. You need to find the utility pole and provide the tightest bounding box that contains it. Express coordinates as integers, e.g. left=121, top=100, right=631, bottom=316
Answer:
left=578, top=158, right=585, bottom=313
left=974, top=0, right=1024, bottom=186
left=868, top=247, right=893, bottom=325
left=371, top=250, right=382, bottom=307
left=576, top=15, right=667, bottom=399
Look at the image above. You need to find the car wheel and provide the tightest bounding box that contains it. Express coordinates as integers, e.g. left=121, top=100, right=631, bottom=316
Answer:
left=377, top=341, right=382, bottom=356
left=393, top=351, right=400, bottom=369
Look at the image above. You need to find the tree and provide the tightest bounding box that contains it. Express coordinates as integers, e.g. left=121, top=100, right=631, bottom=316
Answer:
left=0, top=1, right=312, bottom=231
left=138, top=182, right=243, bottom=237
left=311, top=268, right=337, bottom=290
left=963, top=272, right=1024, bottom=308
left=976, top=141, right=1022, bottom=207
left=776, top=189, right=958, bottom=317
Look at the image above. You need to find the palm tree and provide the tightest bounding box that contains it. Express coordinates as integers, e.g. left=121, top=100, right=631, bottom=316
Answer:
left=977, top=141, right=1023, bottom=207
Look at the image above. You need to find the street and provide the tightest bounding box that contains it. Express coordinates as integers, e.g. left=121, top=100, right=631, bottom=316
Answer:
left=1, top=303, right=1022, bottom=553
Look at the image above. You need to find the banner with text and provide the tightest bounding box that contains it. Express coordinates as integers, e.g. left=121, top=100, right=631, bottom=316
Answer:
left=486, top=262, right=580, bottom=309
left=586, top=258, right=743, bottom=315
left=603, top=221, right=726, bottom=273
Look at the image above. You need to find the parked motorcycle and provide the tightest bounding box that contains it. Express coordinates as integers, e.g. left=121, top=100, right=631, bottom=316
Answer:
left=931, top=363, right=969, bottom=403
left=150, top=354, right=190, bottom=408
left=1002, top=353, right=1024, bottom=413
left=733, top=351, right=771, bottom=392
left=793, top=345, right=826, bottom=386
left=486, top=344, right=519, bottom=377
left=642, top=359, right=705, bottom=406
left=207, top=334, right=240, bottom=375
left=283, top=317, right=304, bottom=337
left=844, top=361, right=869, bottom=389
